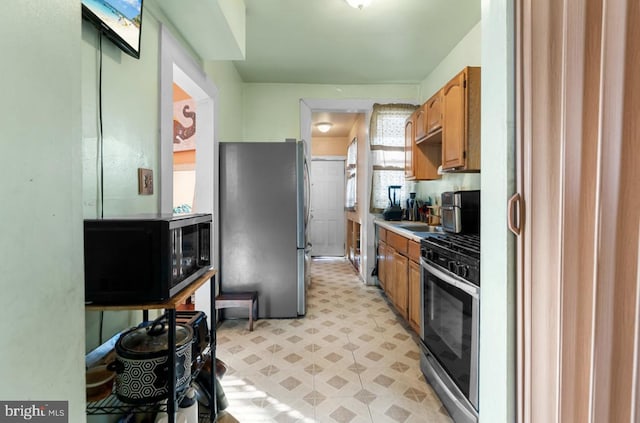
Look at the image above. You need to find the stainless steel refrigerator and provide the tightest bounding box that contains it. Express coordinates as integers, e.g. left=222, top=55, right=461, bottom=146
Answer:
left=219, top=141, right=310, bottom=318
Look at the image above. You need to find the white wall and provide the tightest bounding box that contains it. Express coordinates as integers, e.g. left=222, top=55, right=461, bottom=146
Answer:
left=0, top=2, right=85, bottom=421
left=479, top=0, right=516, bottom=422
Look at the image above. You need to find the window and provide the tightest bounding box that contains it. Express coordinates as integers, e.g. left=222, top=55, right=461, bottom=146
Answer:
left=345, top=137, right=357, bottom=210
left=369, top=103, right=417, bottom=212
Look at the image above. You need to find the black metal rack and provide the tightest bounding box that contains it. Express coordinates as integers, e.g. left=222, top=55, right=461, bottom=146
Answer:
left=86, top=269, right=217, bottom=423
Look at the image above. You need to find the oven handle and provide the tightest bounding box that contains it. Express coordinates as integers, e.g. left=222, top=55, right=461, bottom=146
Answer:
left=421, top=258, right=480, bottom=298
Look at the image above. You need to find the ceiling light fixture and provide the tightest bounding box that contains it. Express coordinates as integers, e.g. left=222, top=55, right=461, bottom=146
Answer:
left=315, top=122, right=333, bottom=133
left=345, top=0, right=372, bottom=10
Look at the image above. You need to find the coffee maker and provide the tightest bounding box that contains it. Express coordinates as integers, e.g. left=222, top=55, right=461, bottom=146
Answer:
left=382, top=185, right=403, bottom=221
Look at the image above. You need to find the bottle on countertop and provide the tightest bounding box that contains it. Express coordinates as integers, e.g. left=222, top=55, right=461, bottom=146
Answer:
left=407, top=192, right=417, bottom=221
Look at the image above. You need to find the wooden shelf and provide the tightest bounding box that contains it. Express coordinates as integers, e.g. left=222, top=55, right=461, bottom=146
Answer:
left=85, top=269, right=217, bottom=311
left=347, top=219, right=361, bottom=272
left=85, top=268, right=218, bottom=423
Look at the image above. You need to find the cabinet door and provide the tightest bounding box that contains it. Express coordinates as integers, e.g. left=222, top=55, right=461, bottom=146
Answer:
left=408, top=260, right=421, bottom=333
left=442, top=70, right=467, bottom=170
left=386, top=247, right=397, bottom=305
left=426, top=91, right=443, bottom=136
left=394, top=252, right=409, bottom=319
left=415, top=106, right=427, bottom=142
left=404, top=115, right=415, bottom=179
left=378, top=241, right=387, bottom=291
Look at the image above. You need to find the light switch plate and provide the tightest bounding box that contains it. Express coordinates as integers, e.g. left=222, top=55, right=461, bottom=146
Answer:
left=138, top=168, right=153, bottom=195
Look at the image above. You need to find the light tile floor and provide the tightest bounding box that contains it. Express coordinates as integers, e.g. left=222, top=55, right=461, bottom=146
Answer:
left=216, top=257, right=453, bottom=423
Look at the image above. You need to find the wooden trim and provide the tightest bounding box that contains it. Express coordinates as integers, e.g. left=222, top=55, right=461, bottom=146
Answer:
left=557, top=0, right=602, bottom=421
left=465, top=67, right=481, bottom=171
left=515, top=1, right=529, bottom=421
left=86, top=269, right=217, bottom=311
left=592, top=1, right=640, bottom=421
left=519, top=0, right=640, bottom=421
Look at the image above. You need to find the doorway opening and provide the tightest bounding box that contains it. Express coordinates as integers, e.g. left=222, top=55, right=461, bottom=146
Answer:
left=159, top=25, right=219, bottom=318
left=310, top=158, right=346, bottom=257
left=301, top=98, right=412, bottom=284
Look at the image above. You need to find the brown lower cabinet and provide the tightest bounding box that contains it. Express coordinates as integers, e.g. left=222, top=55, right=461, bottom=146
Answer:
left=377, top=241, right=387, bottom=292
left=393, top=251, right=409, bottom=319
left=386, top=245, right=397, bottom=306
left=408, top=260, right=421, bottom=333
left=377, top=227, right=421, bottom=334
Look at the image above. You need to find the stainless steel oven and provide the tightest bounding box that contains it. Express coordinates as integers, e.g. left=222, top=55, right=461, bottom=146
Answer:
left=420, top=233, right=480, bottom=423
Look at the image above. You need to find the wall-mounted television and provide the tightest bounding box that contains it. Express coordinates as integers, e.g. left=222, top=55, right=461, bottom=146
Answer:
left=82, top=0, right=144, bottom=59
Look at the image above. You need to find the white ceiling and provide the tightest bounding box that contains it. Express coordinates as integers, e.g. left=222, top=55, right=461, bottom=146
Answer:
left=232, top=0, right=481, bottom=84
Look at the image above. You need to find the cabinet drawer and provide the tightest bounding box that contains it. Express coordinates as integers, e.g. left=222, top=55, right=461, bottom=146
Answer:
left=408, top=240, right=421, bottom=262
left=387, top=231, right=408, bottom=254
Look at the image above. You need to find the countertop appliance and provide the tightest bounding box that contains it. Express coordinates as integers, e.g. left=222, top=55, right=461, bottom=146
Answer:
left=84, top=213, right=212, bottom=305
left=419, top=215, right=480, bottom=423
left=441, top=190, right=480, bottom=233
left=382, top=185, right=403, bottom=221
left=219, top=141, right=309, bottom=318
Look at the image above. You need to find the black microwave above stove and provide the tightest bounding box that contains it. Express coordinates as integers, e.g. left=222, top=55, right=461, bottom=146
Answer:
left=84, top=213, right=212, bottom=305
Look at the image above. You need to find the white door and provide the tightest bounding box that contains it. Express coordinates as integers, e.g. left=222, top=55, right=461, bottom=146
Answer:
left=310, top=160, right=345, bottom=256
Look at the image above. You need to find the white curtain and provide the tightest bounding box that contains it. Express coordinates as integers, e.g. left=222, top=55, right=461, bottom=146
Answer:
left=345, top=137, right=357, bottom=210
left=369, top=103, right=417, bottom=212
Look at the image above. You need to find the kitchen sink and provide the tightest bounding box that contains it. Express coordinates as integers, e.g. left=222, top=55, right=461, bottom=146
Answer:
left=397, top=224, right=444, bottom=233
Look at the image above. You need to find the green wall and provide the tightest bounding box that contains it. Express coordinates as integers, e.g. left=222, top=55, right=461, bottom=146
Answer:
left=418, top=22, right=482, bottom=102
left=242, top=83, right=419, bottom=141
left=413, top=21, right=482, bottom=203
left=81, top=20, right=160, bottom=219
left=204, top=61, right=245, bottom=142
left=0, top=2, right=85, bottom=421
left=81, top=14, right=163, bottom=353
left=479, top=0, right=516, bottom=421
left=81, top=12, right=246, bottom=353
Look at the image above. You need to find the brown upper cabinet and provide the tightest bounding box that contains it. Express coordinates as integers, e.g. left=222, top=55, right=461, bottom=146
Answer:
left=441, top=67, right=481, bottom=171
left=414, top=106, right=427, bottom=142
left=404, top=113, right=415, bottom=179
left=405, top=110, right=441, bottom=181
left=423, top=90, right=443, bottom=143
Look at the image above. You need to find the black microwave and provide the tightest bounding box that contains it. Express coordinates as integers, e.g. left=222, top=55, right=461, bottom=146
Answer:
left=84, top=213, right=212, bottom=305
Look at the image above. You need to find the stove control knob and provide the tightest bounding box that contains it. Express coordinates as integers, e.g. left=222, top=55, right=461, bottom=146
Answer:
left=456, top=264, right=469, bottom=278
left=425, top=250, right=434, bottom=261
left=448, top=261, right=457, bottom=273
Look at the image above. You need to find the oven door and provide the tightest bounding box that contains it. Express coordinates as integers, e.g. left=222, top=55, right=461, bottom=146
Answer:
left=420, top=258, right=479, bottom=409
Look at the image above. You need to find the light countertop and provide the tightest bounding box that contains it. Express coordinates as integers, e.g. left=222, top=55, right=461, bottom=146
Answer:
left=374, top=219, right=445, bottom=242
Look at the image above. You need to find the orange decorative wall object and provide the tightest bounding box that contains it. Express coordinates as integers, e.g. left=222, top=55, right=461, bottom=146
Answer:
left=173, top=83, right=197, bottom=153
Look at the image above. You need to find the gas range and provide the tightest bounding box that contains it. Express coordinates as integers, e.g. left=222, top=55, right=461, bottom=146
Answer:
left=420, top=233, right=480, bottom=286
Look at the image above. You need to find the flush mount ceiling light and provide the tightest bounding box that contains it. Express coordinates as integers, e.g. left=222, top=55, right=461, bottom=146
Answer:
left=315, top=122, right=333, bottom=133
left=345, top=0, right=372, bottom=10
